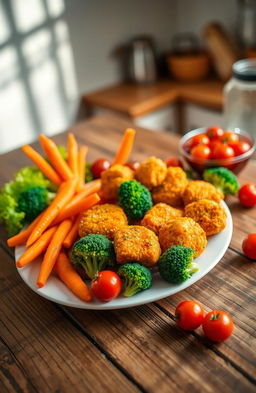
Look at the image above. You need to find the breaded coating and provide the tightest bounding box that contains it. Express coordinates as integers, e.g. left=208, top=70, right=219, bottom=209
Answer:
left=114, top=225, right=161, bottom=267
left=135, top=156, right=167, bottom=190
left=184, top=199, right=227, bottom=236
left=158, top=217, right=207, bottom=257
left=183, top=180, right=224, bottom=206
left=79, top=204, right=127, bottom=240
left=152, top=167, right=188, bottom=207
left=141, top=203, right=183, bottom=235
left=101, top=164, right=134, bottom=200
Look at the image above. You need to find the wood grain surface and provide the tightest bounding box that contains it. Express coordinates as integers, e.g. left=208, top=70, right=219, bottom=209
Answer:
left=0, top=114, right=255, bottom=393
left=83, top=79, right=224, bottom=119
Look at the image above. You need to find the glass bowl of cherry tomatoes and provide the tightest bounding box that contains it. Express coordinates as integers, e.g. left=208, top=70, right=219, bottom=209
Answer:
left=179, top=126, right=255, bottom=175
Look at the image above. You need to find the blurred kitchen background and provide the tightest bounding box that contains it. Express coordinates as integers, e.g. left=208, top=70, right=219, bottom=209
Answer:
left=0, top=0, right=256, bottom=153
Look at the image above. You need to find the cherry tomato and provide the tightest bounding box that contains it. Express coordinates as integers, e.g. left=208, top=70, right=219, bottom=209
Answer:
left=91, top=158, right=111, bottom=178
left=190, top=134, right=210, bottom=148
left=212, top=143, right=235, bottom=159
left=175, top=300, right=205, bottom=330
left=126, top=161, right=140, bottom=171
left=202, top=310, right=234, bottom=342
left=165, top=157, right=184, bottom=168
left=232, top=141, right=251, bottom=156
left=242, top=233, right=256, bottom=260
left=220, top=131, right=239, bottom=145
left=191, top=144, right=211, bottom=161
left=206, top=126, right=224, bottom=140
left=91, top=271, right=122, bottom=301
left=238, top=184, right=256, bottom=207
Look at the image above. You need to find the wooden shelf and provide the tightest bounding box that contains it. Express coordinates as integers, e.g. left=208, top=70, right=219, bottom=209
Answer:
left=83, top=79, right=224, bottom=119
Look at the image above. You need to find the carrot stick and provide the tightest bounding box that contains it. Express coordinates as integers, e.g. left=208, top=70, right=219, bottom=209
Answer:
left=16, top=226, right=57, bottom=268
left=37, top=219, right=73, bottom=287
left=67, top=133, right=78, bottom=175
left=27, top=178, right=77, bottom=246
left=63, top=215, right=80, bottom=248
left=22, top=145, right=62, bottom=186
left=112, top=128, right=136, bottom=165
left=77, top=145, right=88, bottom=191
left=53, top=193, right=100, bottom=225
left=39, top=134, right=73, bottom=181
left=55, top=251, right=92, bottom=302
left=7, top=212, right=44, bottom=247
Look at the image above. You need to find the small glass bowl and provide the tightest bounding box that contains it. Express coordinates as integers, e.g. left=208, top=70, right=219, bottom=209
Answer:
left=179, top=127, right=255, bottom=176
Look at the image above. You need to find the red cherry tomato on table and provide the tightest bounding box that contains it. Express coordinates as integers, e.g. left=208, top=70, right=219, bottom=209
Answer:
left=175, top=300, right=205, bottom=331
left=232, top=141, right=251, bottom=156
left=238, top=184, right=256, bottom=207
left=206, top=126, right=224, bottom=140
left=212, top=143, right=235, bottom=159
left=220, top=131, right=239, bottom=145
left=91, top=271, right=122, bottom=301
left=190, top=134, right=210, bottom=148
left=242, top=233, right=256, bottom=260
left=126, top=161, right=140, bottom=171
left=191, top=144, right=211, bottom=161
left=165, top=157, right=184, bottom=168
left=202, top=310, right=234, bottom=342
left=91, top=158, right=111, bottom=178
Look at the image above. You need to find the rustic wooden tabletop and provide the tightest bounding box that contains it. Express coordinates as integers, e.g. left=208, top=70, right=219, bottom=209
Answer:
left=0, top=114, right=255, bottom=393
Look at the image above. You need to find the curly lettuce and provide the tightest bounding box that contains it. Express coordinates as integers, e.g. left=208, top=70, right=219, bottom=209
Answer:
left=0, top=194, right=25, bottom=236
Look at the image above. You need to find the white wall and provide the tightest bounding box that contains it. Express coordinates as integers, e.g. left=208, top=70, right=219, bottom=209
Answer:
left=65, top=0, right=178, bottom=93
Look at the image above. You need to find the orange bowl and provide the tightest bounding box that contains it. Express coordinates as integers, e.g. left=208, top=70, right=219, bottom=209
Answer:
left=167, top=53, right=210, bottom=82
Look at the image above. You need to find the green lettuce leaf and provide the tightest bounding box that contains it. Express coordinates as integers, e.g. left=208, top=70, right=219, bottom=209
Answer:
left=0, top=194, right=25, bottom=236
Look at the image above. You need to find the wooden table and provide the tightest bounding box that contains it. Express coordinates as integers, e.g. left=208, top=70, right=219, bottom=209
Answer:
left=82, top=79, right=224, bottom=133
left=0, top=115, right=255, bottom=393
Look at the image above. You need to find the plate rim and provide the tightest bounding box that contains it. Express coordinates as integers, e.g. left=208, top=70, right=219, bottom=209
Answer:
left=15, top=201, right=233, bottom=310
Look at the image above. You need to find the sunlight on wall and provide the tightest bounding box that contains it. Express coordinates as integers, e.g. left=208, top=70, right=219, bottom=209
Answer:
left=0, top=0, right=78, bottom=153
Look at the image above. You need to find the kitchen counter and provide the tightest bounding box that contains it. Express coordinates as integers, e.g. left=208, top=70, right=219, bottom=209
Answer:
left=0, top=114, right=255, bottom=393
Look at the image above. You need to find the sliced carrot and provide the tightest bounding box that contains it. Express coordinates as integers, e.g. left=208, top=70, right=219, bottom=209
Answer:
left=7, top=212, right=44, bottom=247
left=53, top=193, right=100, bottom=225
left=63, top=215, right=80, bottom=248
left=112, top=128, right=136, bottom=165
left=39, top=134, right=73, bottom=181
left=55, top=251, right=92, bottom=302
left=27, top=178, right=77, bottom=246
left=77, top=145, right=88, bottom=191
left=68, top=133, right=78, bottom=175
left=37, top=219, right=73, bottom=287
left=22, top=145, right=62, bottom=186
left=16, top=226, right=57, bottom=268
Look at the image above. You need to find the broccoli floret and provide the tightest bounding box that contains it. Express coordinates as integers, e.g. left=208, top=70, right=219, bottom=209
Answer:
left=17, top=186, right=55, bottom=223
left=118, top=180, right=152, bottom=220
left=85, top=162, right=94, bottom=183
left=71, top=234, right=116, bottom=279
left=158, top=245, right=198, bottom=284
left=203, top=167, right=239, bottom=195
left=118, top=263, right=152, bottom=297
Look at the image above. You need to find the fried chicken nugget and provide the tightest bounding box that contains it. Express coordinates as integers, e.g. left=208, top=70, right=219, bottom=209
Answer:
left=159, top=217, right=207, bottom=257
left=101, top=164, right=134, bottom=200
left=184, top=199, right=227, bottom=236
left=152, top=167, right=188, bottom=207
left=135, top=156, right=167, bottom=190
left=182, top=180, right=224, bottom=206
left=141, top=203, right=183, bottom=235
left=114, top=225, right=161, bottom=267
left=79, top=204, right=127, bottom=240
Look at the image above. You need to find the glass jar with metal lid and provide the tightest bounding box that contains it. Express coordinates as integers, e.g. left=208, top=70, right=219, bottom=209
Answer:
left=224, top=59, right=256, bottom=139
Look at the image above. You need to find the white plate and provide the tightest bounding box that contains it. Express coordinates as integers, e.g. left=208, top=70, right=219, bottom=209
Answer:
left=15, top=201, right=232, bottom=310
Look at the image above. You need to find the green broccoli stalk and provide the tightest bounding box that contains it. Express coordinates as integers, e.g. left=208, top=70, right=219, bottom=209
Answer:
left=158, top=245, right=198, bottom=284
left=71, top=234, right=116, bottom=279
left=85, top=162, right=94, bottom=183
left=203, top=167, right=239, bottom=195
left=17, top=186, right=55, bottom=223
left=118, top=180, right=152, bottom=220
left=118, top=263, right=153, bottom=297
